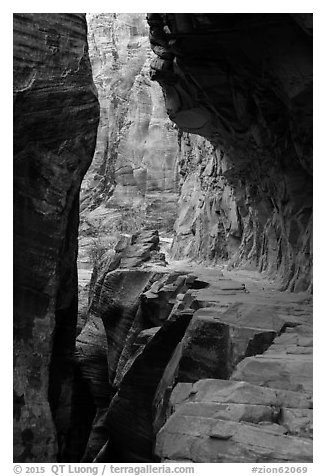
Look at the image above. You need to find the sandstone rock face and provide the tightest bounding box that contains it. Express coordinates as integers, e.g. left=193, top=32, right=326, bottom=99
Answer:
left=74, top=231, right=162, bottom=461
left=156, top=404, right=312, bottom=462
left=153, top=274, right=313, bottom=463
left=73, top=227, right=313, bottom=463
left=13, top=14, right=99, bottom=462
left=174, top=303, right=284, bottom=383
left=148, top=14, right=312, bottom=291
left=73, top=231, right=196, bottom=461
left=105, top=310, right=194, bottom=462
left=156, top=372, right=313, bottom=463
left=75, top=233, right=312, bottom=463
left=80, top=14, right=179, bottom=235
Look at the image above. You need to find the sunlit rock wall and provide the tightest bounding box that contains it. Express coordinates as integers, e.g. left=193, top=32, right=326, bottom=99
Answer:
left=81, top=14, right=179, bottom=232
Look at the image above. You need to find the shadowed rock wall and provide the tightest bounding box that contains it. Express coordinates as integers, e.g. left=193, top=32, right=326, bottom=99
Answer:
left=148, top=13, right=312, bottom=291
left=13, top=13, right=99, bottom=461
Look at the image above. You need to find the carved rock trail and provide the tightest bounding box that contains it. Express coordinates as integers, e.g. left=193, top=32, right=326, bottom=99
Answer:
left=75, top=232, right=312, bottom=463
left=154, top=264, right=312, bottom=462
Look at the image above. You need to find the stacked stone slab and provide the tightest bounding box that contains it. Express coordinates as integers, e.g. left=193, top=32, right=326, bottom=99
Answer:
left=153, top=278, right=313, bottom=463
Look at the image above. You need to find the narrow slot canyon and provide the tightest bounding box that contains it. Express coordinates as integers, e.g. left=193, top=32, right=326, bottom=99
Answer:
left=13, top=13, right=313, bottom=464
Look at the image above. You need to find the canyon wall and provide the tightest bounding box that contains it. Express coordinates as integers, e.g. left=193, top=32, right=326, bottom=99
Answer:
left=148, top=13, right=312, bottom=291
left=13, top=14, right=99, bottom=461
left=80, top=14, right=179, bottom=235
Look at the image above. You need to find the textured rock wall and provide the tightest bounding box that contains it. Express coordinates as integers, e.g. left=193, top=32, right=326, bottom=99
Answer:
left=148, top=13, right=312, bottom=291
left=13, top=13, right=99, bottom=462
left=172, top=132, right=312, bottom=292
left=81, top=14, right=179, bottom=232
left=73, top=231, right=194, bottom=461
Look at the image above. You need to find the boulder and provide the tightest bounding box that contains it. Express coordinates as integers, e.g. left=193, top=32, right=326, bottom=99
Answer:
left=153, top=302, right=286, bottom=433
left=231, top=354, right=313, bottom=394
left=156, top=414, right=312, bottom=462
left=154, top=378, right=313, bottom=462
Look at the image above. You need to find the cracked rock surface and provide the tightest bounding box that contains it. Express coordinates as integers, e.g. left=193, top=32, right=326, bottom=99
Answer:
left=153, top=265, right=312, bottom=463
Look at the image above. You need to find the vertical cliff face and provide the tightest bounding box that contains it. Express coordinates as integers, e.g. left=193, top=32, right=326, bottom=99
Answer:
left=171, top=131, right=312, bottom=292
left=13, top=13, right=99, bottom=462
left=80, top=14, right=179, bottom=235
left=148, top=13, right=312, bottom=291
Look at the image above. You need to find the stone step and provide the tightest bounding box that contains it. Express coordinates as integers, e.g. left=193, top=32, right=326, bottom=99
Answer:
left=155, top=414, right=313, bottom=462
left=231, top=355, right=312, bottom=394
left=170, top=379, right=312, bottom=410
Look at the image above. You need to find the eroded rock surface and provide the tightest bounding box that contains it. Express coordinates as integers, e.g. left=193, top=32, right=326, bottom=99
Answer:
left=75, top=13, right=312, bottom=464
left=74, top=231, right=200, bottom=461
left=148, top=13, right=312, bottom=292
left=80, top=14, right=179, bottom=237
left=13, top=13, right=99, bottom=462
left=75, top=231, right=312, bottom=463
left=153, top=267, right=312, bottom=463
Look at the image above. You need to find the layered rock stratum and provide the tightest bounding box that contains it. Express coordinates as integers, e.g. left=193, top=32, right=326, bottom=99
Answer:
left=13, top=13, right=99, bottom=462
